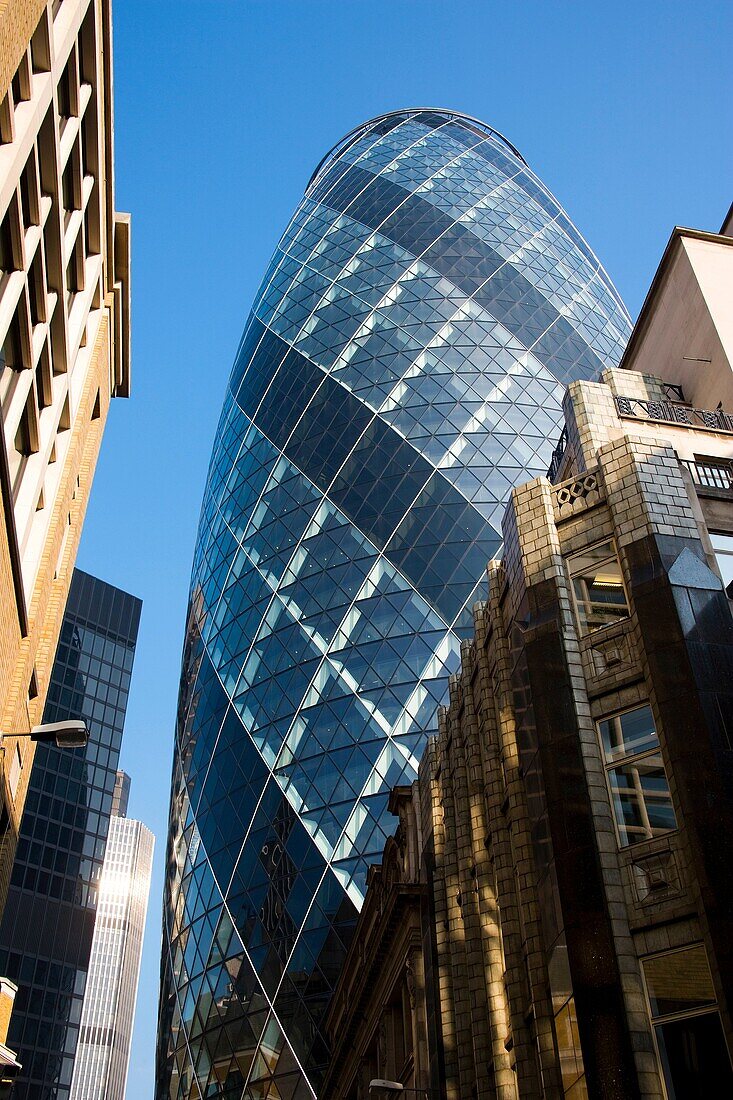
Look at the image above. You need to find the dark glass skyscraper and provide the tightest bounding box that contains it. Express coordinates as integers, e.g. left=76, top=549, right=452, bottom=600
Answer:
left=0, top=570, right=141, bottom=1100
left=157, top=109, right=632, bottom=1100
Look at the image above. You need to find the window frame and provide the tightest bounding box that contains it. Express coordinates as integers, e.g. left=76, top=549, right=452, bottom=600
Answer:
left=566, top=537, right=630, bottom=636
left=709, top=529, right=733, bottom=597
left=596, top=702, right=677, bottom=849
left=640, top=943, right=733, bottom=1100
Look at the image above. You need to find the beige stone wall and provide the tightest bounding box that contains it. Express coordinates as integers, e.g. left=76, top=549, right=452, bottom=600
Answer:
left=408, top=367, right=733, bottom=1097
left=621, top=230, right=733, bottom=412
left=0, top=309, right=112, bottom=911
left=0, top=0, right=130, bottom=920
left=0, top=978, right=16, bottom=1046
left=0, top=0, right=46, bottom=97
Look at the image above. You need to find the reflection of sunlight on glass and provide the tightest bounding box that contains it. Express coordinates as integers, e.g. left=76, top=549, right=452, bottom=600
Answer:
left=99, top=867, right=133, bottom=896
left=71, top=815, right=154, bottom=1099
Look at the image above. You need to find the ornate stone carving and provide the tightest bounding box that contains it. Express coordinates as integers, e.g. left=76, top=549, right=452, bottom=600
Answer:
left=553, top=470, right=603, bottom=519
left=589, top=631, right=631, bottom=676
left=630, top=849, right=682, bottom=904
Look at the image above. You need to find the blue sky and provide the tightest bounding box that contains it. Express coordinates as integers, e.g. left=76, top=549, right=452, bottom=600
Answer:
left=74, top=1, right=731, bottom=1093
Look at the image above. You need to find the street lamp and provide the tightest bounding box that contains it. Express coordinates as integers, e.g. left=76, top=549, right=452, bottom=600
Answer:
left=368, top=1084, right=437, bottom=1098
left=2, top=720, right=88, bottom=749
left=31, top=720, right=88, bottom=748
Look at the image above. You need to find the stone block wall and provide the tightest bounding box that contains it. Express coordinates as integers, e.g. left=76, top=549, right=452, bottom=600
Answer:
left=413, top=368, right=733, bottom=1098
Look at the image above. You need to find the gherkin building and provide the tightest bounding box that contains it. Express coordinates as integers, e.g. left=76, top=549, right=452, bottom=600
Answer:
left=156, top=109, right=632, bottom=1100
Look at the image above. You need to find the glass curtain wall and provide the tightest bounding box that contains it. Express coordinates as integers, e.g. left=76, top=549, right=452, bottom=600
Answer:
left=156, top=108, right=632, bottom=1100
left=0, top=571, right=142, bottom=1100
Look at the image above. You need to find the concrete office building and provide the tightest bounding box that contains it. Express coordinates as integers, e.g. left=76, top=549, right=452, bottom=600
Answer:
left=156, top=108, right=632, bottom=1099
left=0, top=571, right=141, bottom=1100
left=70, top=772, right=154, bottom=1100
left=0, top=0, right=131, bottom=922
left=323, top=209, right=733, bottom=1099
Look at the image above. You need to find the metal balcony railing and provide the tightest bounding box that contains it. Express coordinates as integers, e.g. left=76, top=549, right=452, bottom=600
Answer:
left=682, top=456, right=733, bottom=495
left=547, top=426, right=568, bottom=482
left=615, top=395, right=733, bottom=434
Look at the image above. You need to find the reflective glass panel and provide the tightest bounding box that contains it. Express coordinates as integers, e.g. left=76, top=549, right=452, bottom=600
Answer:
left=710, top=531, right=733, bottom=590
left=598, top=703, right=676, bottom=847
left=599, top=705, right=658, bottom=762
left=644, top=946, right=716, bottom=1019
left=607, top=757, right=676, bottom=846
left=568, top=540, right=628, bottom=633
left=643, top=946, right=733, bottom=1098
left=156, top=109, right=633, bottom=1100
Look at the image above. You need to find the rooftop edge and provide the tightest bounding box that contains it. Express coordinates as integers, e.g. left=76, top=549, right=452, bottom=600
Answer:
left=307, top=107, right=528, bottom=190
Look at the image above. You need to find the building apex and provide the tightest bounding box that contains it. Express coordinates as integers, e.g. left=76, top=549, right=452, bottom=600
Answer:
left=307, top=107, right=527, bottom=190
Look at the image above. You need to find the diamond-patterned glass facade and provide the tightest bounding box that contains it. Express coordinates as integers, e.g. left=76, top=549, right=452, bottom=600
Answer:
left=156, top=109, right=632, bottom=1100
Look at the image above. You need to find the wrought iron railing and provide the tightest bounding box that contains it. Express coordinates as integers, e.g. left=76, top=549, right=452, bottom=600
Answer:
left=615, top=395, right=733, bottom=433
left=547, top=426, right=568, bottom=482
left=682, top=456, right=733, bottom=495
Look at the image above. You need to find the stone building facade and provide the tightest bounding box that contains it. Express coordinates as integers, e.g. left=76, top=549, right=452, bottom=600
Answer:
left=323, top=216, right=733, bottom=1099
left=0, top=0, right=130, bottom=924
left=321, top=787, right=431, bottom=1100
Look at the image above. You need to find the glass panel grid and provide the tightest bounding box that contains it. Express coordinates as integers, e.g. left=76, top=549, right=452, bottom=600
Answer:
left=156, top=109, right=633, bottom=1100
left=568, top=540, right=629, bottom=634
left=0, top=572, right=141, bottom=1100
left=598, top=705, right=677, bottom=848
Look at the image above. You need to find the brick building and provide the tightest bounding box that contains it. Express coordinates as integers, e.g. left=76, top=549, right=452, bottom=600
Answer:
left=0, top=0, right=130, bottom=925
left=323, top=212, right=733, bottom=1099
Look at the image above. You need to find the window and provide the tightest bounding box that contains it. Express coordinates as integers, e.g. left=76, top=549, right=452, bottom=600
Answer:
left=13, top=390, right=40, bottom=494
left=20, top=154, right=39, bottom=229
left=0, top=208, right=18, bottom=273
left=554, top=994, right=587, bottom=1097
left=642, top=945, right=733, bottom=1097
left=29, top=254, right=45, bottom=327
left=35, top=347, right=52, bottom=408
left=2, top=313, right=24, bottom=370
left=598, top=704, right=676, bottom=847
left=709, top=532, right=733, bottom=596
left=11, top=53, right=31, bottom=107
left=567, top=540, right=628, bottom=634
left=62, top=158, right=78, bottom=216
left=57, top=56, right=76, bottom=119
left=8, top=743, right=22, bottom=800
left=30, top=18, right=51, bottom=75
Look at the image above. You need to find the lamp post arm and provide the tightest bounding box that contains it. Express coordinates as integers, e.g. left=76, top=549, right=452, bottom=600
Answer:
left=0, top=721, right=88, bottom=748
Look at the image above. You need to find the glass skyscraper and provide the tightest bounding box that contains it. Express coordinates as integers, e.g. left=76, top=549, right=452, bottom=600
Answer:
left=0, top=571, right=141, bottom=1100
left=156, top=109, right=632, bottom=1100
left=70, top=774, right=154, bottom=1100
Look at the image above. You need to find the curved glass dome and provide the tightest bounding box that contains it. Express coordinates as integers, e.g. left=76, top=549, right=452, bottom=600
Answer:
left=156, top=108, right=631, bottom=1100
